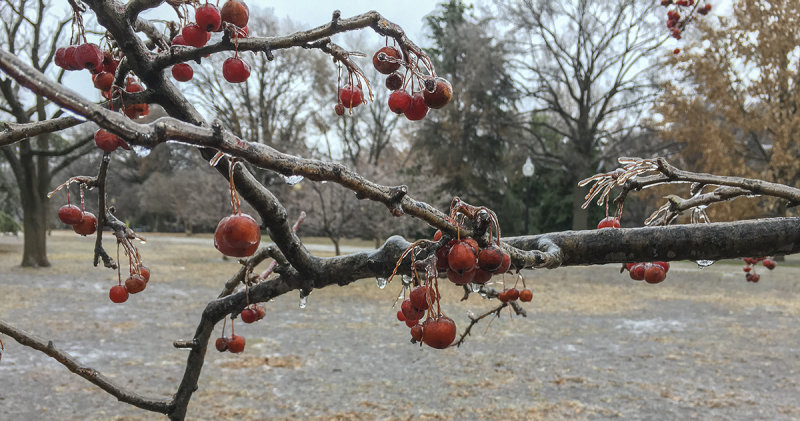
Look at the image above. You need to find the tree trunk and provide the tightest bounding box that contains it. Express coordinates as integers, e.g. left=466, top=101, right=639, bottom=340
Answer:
left=19, top=182, right=50, bottom=267
left=330, top=237, right=341, bottom=256
left=570, top=180, right=589, bottom=231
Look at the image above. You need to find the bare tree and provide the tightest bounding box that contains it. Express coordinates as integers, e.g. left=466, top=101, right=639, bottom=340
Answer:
left=500, top=0, right=667, bottom=230
left=0, top=2, right=798, bottom=420
left=0, top=0, right=92, bottom=266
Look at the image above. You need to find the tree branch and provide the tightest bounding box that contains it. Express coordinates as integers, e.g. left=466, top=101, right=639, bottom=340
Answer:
left=0, top=319, right=171, bottom=414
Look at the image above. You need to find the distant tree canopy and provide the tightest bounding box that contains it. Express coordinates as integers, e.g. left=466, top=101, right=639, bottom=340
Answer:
left=655, top=0, right=800, bottom=220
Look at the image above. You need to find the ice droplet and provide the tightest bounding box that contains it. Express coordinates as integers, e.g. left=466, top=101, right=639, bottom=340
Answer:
left=299, top=290, right=310, bottom=309
left=401, top=275, right=412, bottom=286
left=131, top=145, right=151, bottom=157
left=695, top=259, right=716, bottom=268
left=470, top=283, right=481, bottom=293
left=397, top=289, right=405, bottom=300
left=375, top=277, right=388, bottom=289
left=283, top=175, right=304, bottom=185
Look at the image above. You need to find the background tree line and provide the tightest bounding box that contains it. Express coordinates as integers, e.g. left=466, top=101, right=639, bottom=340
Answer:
left=1, top=0, right=797, bottom=263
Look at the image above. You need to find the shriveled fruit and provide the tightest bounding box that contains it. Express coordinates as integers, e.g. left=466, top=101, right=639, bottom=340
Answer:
left=222, top=57, right=251, bottom=83
left=404, top=93, right=428, bottom=121
left=334, top=103, right=345, bottom=116
left=109, top=285, right=129, bottom=303
left=644, top=264, right=666, bottom=284
left=75, top=43, right=103, bottom=72
left=477, top=245, right=504, bottom=272
left=422, top=77, right=452, bottom=109
left=597, top=216, right=620, bottom=229
left=629, top=263, right=646, bottom=281
left=410, top=324, right=424, bottom=342
left=227, top=334, right=246, bottom=353
left=172, top=63, right=194, bottom=82
left=519, top=288, right=533, bottom=302
left=338, top=84, right=363, bottom=108
left=385, top=72, right=404, bottom=91
left=221, top=0, right=249, bottom=28
left=372, top=46, right=402, bottom=74
left=422, top=316, right=456, bottom=349
left=388, top=90, right=412, bottom=114
left=214, top=213, right=261, bottom=257
left=195, top=3, right=222, bottom=32
left=762, top=258, right=776, bottom=270
left=72, top=212, right=97, bottom=236
left=58, top=204, right=83, bottom=225
left=215, top=337, right=229, bottom=352
left=63, top=46, right=82, bottom=71
left=125, top=274, right=147, bottom=293
left=240, top=308, right=258, bottom=323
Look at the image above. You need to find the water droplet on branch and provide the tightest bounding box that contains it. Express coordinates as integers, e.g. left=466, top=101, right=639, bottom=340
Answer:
left=375, top=277, right=388, bottom=289
left=695, top=259, right=716, bottom=268
left=131, top=145, right=151, bottom=157
left=283, top=175, right=304, bottom=185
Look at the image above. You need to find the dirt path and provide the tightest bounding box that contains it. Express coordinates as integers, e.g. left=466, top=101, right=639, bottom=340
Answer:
left=1, top=232, right=799, bottom=420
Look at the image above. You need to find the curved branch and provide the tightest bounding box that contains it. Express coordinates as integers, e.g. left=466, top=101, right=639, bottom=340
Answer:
left=0, top=117, right=84, bottom=146
left=0, top=319, right=171, bottom=414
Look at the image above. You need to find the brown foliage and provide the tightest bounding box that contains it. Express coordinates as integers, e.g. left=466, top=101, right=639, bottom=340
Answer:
left=654, top=0, right=800, bottom=220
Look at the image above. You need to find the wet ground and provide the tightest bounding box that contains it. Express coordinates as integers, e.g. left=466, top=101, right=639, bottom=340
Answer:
left=1, top=231, right=799, bottom=420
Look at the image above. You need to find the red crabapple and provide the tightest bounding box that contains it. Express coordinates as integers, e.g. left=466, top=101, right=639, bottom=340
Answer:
left=222, top=57, right=251, bottom=83
left=58, top=204, right=83, bottom=225
left=72, top=212, right=97, bottom=236
left=109, top=285, right=129, bottom=303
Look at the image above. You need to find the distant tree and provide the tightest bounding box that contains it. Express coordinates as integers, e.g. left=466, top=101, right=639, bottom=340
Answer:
left=412, top=0, right=521, bottom=230
left=0, top=0, right=92, bottom=266
left=654, top=0, right=800, bottom=220
left=500, top=0, right=666, bottom=230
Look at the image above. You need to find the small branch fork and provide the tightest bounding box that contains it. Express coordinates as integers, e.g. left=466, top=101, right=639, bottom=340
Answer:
left=580, top=157, right=800, bottom=226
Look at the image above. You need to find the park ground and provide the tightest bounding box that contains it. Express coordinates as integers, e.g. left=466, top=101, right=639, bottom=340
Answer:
left=1, top=231, right=799, bottom=420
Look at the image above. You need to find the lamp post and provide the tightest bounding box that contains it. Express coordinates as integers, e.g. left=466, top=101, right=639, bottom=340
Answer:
left=522, top=157, right=535, bottom=234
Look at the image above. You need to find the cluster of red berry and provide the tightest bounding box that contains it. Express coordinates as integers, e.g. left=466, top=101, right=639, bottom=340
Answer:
left=661, top=0, right=712, bottom=43
left=742, top=257, right=776, bottom=283
left=436, top=233, right=511, bottom=285
left=626, top=261, right=670, bottom=284
left=109, top=265, right=151, bottom=304
left=396, top=285, right=456, bottom=349
left=597, top=216, right=671, bottom=284
left=215, top=333, right=246, bottom=353
left=498, top=287, right=533, bottom=303
left=239, top=303, right=265, bottom=324
left=171, top=1, right=251, bottom=83
left=334, top=42, right=453, bottom=121
left=58, top=201, right=97, bottom=237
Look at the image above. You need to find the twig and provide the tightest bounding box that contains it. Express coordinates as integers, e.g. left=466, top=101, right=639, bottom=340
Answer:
left=0, top=319, right=171, bottom=414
